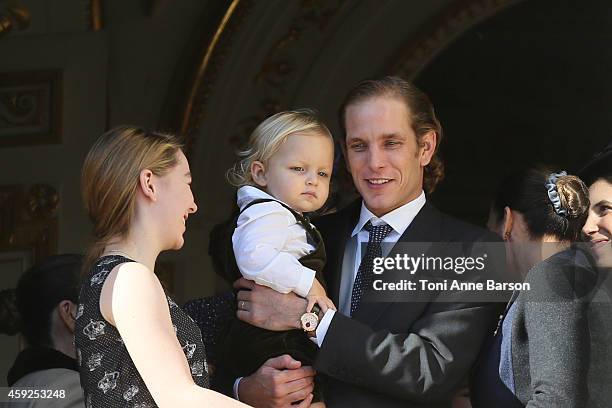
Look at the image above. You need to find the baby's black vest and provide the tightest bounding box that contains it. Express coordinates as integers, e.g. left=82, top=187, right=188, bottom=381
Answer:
left=212, top=198, right=327, bottom=288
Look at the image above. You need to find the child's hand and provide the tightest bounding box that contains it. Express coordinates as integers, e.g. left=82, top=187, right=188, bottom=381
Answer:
left=306, top=295, right=336, bottom=315
left=306, top=279, right=336, bottom=313
left=308, top=278, right=326, bottom=297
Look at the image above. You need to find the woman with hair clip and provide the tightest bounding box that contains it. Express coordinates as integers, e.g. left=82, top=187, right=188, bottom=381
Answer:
left=581, top=142, right=612, bottom=269
left=75, top=126, right=249, bottom=407
left=471, top=169, right=602, bottom=407
left=580, top=142, right=612, bottom=405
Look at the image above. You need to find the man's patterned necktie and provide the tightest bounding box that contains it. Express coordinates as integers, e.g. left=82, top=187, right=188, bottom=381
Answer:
left=350, top=220, right=394, bottom=316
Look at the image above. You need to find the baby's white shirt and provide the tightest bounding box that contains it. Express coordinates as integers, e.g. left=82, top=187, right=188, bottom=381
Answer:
left=232, top=185, right=316, bottom=297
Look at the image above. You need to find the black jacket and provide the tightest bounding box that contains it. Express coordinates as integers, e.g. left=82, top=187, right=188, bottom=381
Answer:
left=313, top=200, right=502, bottom=407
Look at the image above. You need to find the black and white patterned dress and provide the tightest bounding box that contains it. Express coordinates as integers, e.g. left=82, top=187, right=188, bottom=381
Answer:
left=75, top=255, right=209, bottom=408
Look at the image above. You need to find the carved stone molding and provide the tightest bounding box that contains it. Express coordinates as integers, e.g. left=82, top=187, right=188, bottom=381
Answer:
left=230, top=0, right=349, bottom=150
left=0, top=70, right=63, bottom=147
left=391, top=0, right=524, bottom=80
left=253, top=0, right=346, bottom=90
left=174, top=0, right=526, bottom=159
left=0, top=3, right=30, bottom=39
left=176, top=0, right=351, bottom=154
left=178, top=0, right=249, bottom=155
left=0, top=184, right=59, bottom=264
left=87, top=0, right=104, bottom=31
left=145, top=0, right=170, bottom=17
left=179, top=0, right=349, bottom=155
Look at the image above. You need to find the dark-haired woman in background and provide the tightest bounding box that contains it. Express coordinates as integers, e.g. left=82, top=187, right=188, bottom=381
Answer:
left=471, top=169, right=599, bottom=407
left=580, top=142, right=612, bottom=405
left=3, top=254, right=84, bottom=407
left=581, top=142, right=612, bottom=269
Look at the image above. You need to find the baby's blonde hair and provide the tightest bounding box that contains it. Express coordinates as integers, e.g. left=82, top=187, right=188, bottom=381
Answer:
left=227, top=109, right=332, bottom=187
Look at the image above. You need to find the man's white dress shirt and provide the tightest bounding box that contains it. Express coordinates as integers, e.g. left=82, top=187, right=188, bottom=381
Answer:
left=313, top=191, right=426, bottom=346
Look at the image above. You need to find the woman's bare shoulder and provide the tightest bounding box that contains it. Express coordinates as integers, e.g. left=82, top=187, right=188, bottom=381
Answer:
left=100, top=261, right=166, bottom=324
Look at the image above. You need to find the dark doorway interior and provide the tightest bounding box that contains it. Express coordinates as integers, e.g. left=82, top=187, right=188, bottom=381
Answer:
left=415, top=0, right=611, bottom=225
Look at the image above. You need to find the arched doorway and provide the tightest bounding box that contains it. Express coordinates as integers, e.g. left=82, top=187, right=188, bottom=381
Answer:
left=165, top=0, right=609, bottom=295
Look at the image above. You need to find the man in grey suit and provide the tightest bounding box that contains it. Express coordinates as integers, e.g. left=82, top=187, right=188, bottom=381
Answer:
left=232, top=77, right=501, bottom=407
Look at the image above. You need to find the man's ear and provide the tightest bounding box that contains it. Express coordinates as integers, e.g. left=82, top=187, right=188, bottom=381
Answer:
left=418, top=131, right=437, bottom=167
left=58, top=300, right=76, bottom=333
left=139, top=169, right=156, bottom=201
left=250, top=161, right=267, bottom=187
left=502, top=206, right=514, bottom=241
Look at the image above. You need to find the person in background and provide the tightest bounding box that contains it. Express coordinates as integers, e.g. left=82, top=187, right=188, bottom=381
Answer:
left=472, top=168, right=612, bottom=407
left=3, top=254, right=84, bottom=408
left=580, top=141, right=612, bottom=405
left=581, top=141, right=612, bottom=269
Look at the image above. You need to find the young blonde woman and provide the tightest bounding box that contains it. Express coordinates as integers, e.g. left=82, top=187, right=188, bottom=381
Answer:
left=75, top=126, right=248, bottom=407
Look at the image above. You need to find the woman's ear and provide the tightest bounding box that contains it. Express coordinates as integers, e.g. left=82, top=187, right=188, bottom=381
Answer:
left=250, top=161, right=267, bottom=187
left=139, top=169, right=156, bottom=201
left=502, top=206, right=514, bottom=241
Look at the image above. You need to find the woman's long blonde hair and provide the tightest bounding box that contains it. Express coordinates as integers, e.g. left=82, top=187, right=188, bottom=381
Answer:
left=81, top=126, right=183, bottom=273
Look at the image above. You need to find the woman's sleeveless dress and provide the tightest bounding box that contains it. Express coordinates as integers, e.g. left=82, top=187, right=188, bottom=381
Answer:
left=75, top=255, right=209, bottom=408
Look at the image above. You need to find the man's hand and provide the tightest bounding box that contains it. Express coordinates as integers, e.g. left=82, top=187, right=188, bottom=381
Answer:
left=234, top=278, right=307, bottom=331
left=238, top=354, right=315, bottom=408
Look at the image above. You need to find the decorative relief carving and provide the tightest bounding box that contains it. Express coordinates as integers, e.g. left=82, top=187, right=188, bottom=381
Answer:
left=87, top=0, right=104, bottom=31
left=0, top=184, right=58, bottom=263
left=392, top=0, right=523, bottom=80
left=229, top=98, right=282, bottom=148
left=0, top=3, right=30, bottom=39
left=179, top=0, right=251, bottom=156
left=230, top=0, right=348, bottom=149
left=1, top=87, right=40, bottom=126
left=254, top=0, right=343, bottom=89
left=26, top=184, right=59, bottom=220
left=0, top=70, right=62, bottom=147
left=177, top=0, right=350, bottom=154
left=179, top=0, right=522, bottom=155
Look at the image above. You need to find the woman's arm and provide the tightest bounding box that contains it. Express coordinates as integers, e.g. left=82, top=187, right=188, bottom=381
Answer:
left=100, top=262, right=249, bottom=408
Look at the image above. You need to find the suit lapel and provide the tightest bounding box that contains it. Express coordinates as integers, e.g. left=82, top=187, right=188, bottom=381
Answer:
left=317, top=200, right=361, bottom=305
left=353, top=202, right=443, bottom=325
